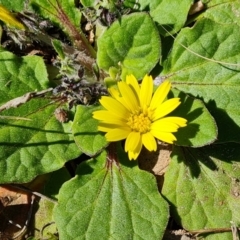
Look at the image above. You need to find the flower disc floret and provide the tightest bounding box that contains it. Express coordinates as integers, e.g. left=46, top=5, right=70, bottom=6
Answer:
left=127, top=112, right=151, bottom=133
left=93, top=74, right=187, bottom=160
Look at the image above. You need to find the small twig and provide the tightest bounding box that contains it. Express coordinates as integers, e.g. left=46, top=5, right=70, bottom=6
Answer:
left=0, top=115, right=31, bottom=121
left=10, top=184, right=57, bottom=204
left=189, top=1, right=205, bottom=15
left=0, top=88, right=53, bottom=113
left=231, top=221, right=240, bottom=240
left=187, top=226, right=240, bottom=237
left=172, top=225, right=240, bottom=238
left=40, top=221, right=56, bottom=240
left=11, top=195, right=36, bottom=239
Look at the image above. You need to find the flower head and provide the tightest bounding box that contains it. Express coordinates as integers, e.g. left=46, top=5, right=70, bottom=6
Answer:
left=93, top=74, right=187, bottom=160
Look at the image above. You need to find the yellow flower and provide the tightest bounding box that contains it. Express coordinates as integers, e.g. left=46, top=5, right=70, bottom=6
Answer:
left=0, top=4, right=25, bottom=30
left=93, top=74, right=187, bottom=160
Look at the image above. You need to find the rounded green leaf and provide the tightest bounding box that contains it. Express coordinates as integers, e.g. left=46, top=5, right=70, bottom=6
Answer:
left=0, top=104, right=80, bottom=183
left=150, top=0, right=192, bottom=35
left=162, top=143, right=240, bottom=240
left=72, top=105, right=108, bottom=156
left=54, top=146, right=169, bottom=240
left=170, top=89, right=217, bottom=147
left=97, top=12, right=160, bottom=80
left=0, top=51, right=81, bottom=183
left=162, top=17, right=240, bottom=143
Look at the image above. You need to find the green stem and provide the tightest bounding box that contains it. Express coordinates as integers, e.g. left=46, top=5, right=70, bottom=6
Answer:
left=55, top=0, right=96, bottom=59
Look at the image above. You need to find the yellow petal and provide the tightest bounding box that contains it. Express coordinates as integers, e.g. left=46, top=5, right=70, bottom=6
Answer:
left=93, top=110, right=126, bottom=124
left=152, top=98, right=181, bottom=121
left=105, top=127, right=131, bottom=141
left=125, top=131, right=141, bottom=152
left=128, top=149, right=140, bottom=160
left=151, top=118, right=182, bottom=132
left=140, top=75, right=153, bottom=108
left=108, top=86, right=120, bottom=98
left=108, top=87, right=128, bottom=107
left=99, top=96, right=129, bottom=117
left=151, top=130, right=176, bottom=143
left=142, top=132, right=157, bottom=151
left=98, top=124, right=114, bottom=132
left=161, top=117, right=187, bottom=127
left=98, top=122, right=126, bottom=132
left=150, top=80, right=171, bottom=110
left=118, top=81, right=139, bottom=112
left=126, top=74, right=140, bottom=95
left=127, top=138, right=142, bottom=160
left=128, top=151, right=138, bottom=160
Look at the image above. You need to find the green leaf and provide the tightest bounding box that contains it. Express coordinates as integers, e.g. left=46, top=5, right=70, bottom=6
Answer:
left=0, top=0, right=24, bottom=11
left=170, top=89, right=217, bottom=147
left=161, top=17, right=240, bottom=143
left=0, top=51, right=81, bottom=183
left=204, top=0, right=233, bottom=7
left=54, top=145, right=169, bottom=240
left=72, top=105, right=108, bottom=156
left=80, top=0, right=97, bottom=7
left=97, top=12, right=160, bottom=80
left=123, top=0, right=150, bottom=10
left=203, top=1, right=240, bottom=26
left=41, top=167, right=71, bottom=200
left=33, top=196, right=57, bottom=239
left=52, top=39, right=65, bottom=60
left=162, top=143, right=240, bottom=240
left=30, top=0, right=81, bottom=32
left=150, top=0, right=192, bottom=35
left=0, top=50, right=49, bottom=95
left=123, top=0, right=165, bottom=11
left=32, top=168, right=70, bottom=239
left=0, top=105, right=80, bottom=184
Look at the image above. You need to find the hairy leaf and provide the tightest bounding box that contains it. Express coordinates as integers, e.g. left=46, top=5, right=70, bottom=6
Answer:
left=54, top=146, right=169, bottom=240
left=163, top=143, right=240, bottom=240
left=72, top=105, right=108, bottom=156
left=97, top=12, right=160, bottom=80
left=31, top=0, right=81, bottom=34
left=150, top=0, right=193, bottom=35
left=170, top=89, right=217, bottom=147
left=162, top=17, right=240, bottom=143
left=0, top=50, right=80, bottom=183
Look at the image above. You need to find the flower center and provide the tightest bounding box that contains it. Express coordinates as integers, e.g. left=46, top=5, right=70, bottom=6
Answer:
left=127, top=110, right=152, bottom=133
